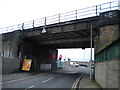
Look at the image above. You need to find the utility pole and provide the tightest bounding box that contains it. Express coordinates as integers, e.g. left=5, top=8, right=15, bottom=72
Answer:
left=118, top=0, right=120, bottom=10
left=90, top=22, right=93, bottom=80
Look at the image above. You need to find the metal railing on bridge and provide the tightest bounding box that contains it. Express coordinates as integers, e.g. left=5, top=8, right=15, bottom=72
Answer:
left=0, top=0, right=119, bottom=34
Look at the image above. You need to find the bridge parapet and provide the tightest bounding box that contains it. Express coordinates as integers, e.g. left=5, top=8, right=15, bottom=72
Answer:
left=0, top=0, right=118, bottom=34
left=24, top=16, right=99, bottom=37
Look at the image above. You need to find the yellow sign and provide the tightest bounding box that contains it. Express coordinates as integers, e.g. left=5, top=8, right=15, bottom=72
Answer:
left=22, top=59, right=32, bottom=71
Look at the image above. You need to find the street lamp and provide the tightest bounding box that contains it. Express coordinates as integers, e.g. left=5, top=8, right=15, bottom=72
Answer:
left=118, top=0, right=120, bottom=10
left=90, top=22, right=93, bottom=80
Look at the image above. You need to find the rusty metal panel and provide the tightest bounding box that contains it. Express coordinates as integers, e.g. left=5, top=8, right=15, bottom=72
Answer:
left=51, top=27, right=62, bottom=33
left=32, top=30, right=41, bottom=36
left=63, top=24, right=74, bottom=32
left=26, top=31, right=33, bottom=37
left=76, top=23, right=87, bottom=30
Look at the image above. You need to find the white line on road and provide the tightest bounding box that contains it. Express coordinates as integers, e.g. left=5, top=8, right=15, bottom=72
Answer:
left=28, top=85, right=34, bottom=88
left=2, top=73, right=46, bottom=85
left=24, top=85, right=35, bottom=90
left=42, top=77, right=54, bottom=83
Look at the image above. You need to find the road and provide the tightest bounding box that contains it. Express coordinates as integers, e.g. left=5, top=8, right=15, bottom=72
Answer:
left=2, top=64, right=90, bottom=89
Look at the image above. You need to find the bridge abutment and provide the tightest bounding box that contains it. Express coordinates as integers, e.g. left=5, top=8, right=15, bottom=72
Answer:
left=95, top=10, right=120, bottom=88
left=1, top=30, right=22, bottom=73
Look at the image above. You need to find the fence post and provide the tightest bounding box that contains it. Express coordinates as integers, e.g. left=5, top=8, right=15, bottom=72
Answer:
left=45, top=17, right=46, bottom=26
left=110, top=2, right=111, bottom=10
left=33, top=20, right=34, bottom=28
left=96, top=5, right=97, bottom=16
left=76, top=10, right=77, bottom=20
left=22, top=23, right=24, bottom=30
left=59, top=14, right=60, bottom=23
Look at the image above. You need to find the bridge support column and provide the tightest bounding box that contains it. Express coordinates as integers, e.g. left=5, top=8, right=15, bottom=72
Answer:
left=21, top=40, right=58, bottom=71
left=49, top=48, right=58, bottom=70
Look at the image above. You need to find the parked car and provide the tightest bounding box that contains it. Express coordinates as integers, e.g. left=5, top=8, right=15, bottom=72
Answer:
left=70, top=62, right=79, bottom=67
left=74, top=63, right=79, bottom=67
left=79, top=64, right=87, bottom=67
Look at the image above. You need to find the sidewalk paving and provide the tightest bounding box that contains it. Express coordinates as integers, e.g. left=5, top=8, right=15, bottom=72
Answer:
left=79, top=74, right=99, bottom=88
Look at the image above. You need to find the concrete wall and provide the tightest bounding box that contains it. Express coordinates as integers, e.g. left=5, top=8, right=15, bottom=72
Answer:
left=2, top=57, right=20, bottom=73
left=2, top=30, right=22, bottom=73
left=95, top=60, right=119, bottom=88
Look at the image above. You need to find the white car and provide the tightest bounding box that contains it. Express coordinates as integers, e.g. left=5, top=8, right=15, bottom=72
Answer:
left=74, top=63, right=79, bottom=67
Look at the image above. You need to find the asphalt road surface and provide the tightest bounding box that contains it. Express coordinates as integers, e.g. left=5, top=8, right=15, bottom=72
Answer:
left=2, top=64, right=90, bottom=89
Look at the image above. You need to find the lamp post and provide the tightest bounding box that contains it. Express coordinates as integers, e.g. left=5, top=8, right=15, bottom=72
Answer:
left=90, top=22, right=93, bottom=80
left=118, top=0, right=120, bottom=10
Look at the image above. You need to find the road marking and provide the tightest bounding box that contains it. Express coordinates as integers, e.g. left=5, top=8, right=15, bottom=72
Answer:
left=1, top=73, right=46, bottom=85
left=24, top=85, right=34, bottom=90
left=42, top=77, right=54, bottom=83
left=71, top=73, right=84, bottom=90
left=28, top=86, right=34, bottom=88
left=71, top=76, right=80, bottom=90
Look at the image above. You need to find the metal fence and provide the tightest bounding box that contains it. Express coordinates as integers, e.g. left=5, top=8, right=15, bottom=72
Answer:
left=0, top=0, right=119, bottom=34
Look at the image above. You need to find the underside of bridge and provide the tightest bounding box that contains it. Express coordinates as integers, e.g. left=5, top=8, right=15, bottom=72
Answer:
left=21, top=16, right=99, bottom=71
left=24, top=31, right=91, bottom=48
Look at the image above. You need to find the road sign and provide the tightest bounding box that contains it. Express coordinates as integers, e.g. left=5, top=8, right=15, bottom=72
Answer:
left=22, top=59, right=32, bottom=71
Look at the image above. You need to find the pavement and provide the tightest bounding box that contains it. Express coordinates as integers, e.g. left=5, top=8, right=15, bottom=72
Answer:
left=2, top=69, right=99, bottom=89
left=79, top=74, right=99, bottom=88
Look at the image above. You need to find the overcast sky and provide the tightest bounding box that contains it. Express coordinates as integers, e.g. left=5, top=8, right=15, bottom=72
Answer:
left=58, top=48, right=94, bottom=62
left=0, top=0, right=115, bottom=28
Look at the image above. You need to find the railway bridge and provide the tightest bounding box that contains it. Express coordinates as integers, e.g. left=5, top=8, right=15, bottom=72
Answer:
left=1, top=1, right=120, bottom=88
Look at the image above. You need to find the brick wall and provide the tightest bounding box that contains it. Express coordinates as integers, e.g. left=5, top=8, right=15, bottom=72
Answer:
left=95, top=25, right=119, bottom=54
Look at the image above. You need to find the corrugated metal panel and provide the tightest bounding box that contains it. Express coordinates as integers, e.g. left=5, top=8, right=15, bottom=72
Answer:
left=95, top=39, right=120, bottom=63
left=40, top=64, right=52, bottom=70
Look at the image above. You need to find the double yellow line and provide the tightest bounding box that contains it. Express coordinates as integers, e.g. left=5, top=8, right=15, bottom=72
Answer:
left=71, top=73, right=84, bottom=90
